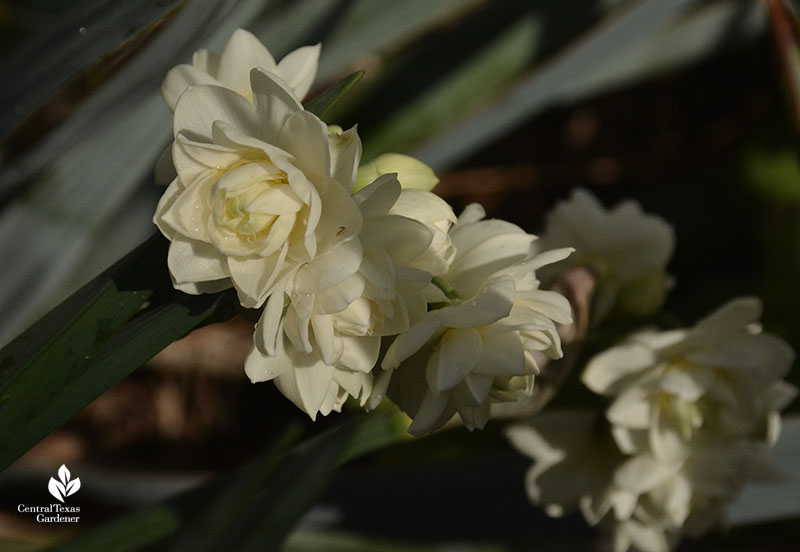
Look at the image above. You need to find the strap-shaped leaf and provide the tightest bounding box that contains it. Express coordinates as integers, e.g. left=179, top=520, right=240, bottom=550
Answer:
left=0, top=233, right=234, bottom=471
left=304, top=71, right=364, bottom=119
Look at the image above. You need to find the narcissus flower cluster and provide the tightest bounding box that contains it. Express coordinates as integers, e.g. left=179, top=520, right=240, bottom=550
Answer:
left=508, top=298, right=796, bottom=552
left=153, top=28, right=796, bottom=550
left=154, top=29, right=573, bottom=431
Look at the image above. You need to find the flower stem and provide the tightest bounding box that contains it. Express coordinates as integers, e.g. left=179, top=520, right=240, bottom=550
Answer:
left=431, top=276, right=461, bottom=301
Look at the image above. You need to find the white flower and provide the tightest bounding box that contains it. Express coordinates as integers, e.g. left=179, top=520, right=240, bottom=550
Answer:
left=162, top=29, right=320, bottom=110
left=506, top=411, right=626, bottom=521
left=244, top=176, right=455, bottom=419
left=583, top=297, right=796, bottom=548
left=538, top=188, right=675, bottom=321
left=153, top=68, right=362, bottom=308
left=509, top=298, right=796, bottom=552
left=353, top=153, right=439, bottom=193
left=373, top=204, right=573, bottom=435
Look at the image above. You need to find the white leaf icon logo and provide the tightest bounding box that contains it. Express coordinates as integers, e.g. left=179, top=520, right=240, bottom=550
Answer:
left=48, top=464, right=80, bottom=502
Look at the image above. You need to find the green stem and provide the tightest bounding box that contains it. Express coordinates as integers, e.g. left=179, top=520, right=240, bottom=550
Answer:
left=431, top=276, right=461, bottom=301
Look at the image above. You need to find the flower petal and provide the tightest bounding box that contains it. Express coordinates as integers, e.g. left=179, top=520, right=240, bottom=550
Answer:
left=278, top=110, right=330, bottom=189
left=217, top=29, right=277, bottom=96
left=167, top=235, right=229, bottom=287
left=245, top=337, right=289, bottom=382
left=328, top=125, right=362, bottom=190
left=251, top=68, right=303, bottom=143
left=475, top=330, right=525, bottom=377
left=338, top=335, right=381, bottom=373
left=353, top=173, right=402, bottom=217
left=427, top=328, right=482, bottom=392
left=174, top=84, right=259, bottom=143
left=614, top=454, right=677, bottom=493
left=162, top=63, right=219, bottom=111
left=276, top=43, right=320, bottom=100
left=582, top=342, right=656, bottom=396
left=440, top=276, right=516, bottom=329
left=294, top=238, right=362, bottom=294
left=227, top=245, right=289, bottom=308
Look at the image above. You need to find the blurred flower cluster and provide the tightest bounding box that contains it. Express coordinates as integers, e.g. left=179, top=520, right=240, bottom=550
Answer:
left=508, top=192, right=797, bottom=552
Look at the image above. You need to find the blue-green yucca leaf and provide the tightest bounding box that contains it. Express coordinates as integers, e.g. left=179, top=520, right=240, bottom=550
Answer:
left=412, top=0, right=764, bottom=169
left=0, top=0, right=185, bottom=139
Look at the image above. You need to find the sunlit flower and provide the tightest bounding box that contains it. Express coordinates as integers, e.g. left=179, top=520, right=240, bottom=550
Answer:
left=538, top=188, right=675, bottom=321
left=162, top=28, right=320, bottom=110
left=372, top=204, right=573, bottom=435
left=244, top=175, right=454, bottom=419
left=353, top=153, right=440, bottom=193
left=153, top=68, right=361, bottom=308
left=509, top=298, right=796, bottom=552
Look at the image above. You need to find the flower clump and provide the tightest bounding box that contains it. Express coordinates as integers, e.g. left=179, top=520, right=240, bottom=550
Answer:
left=152, top=28, right=797, bottom=550
left=508, top=298, right=796, bottom=552
left=153, top=29, right=573, bottom=432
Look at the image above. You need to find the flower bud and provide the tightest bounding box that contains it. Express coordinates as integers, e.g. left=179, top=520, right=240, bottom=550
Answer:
left=354, top=153, right=439, bottom=193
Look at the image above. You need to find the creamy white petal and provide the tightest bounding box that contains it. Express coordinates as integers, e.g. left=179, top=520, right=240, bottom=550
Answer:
left=383, top=318, right=444, bottom=370
left=192, top=48, right=220, bottom=74
left=353, top=173, right=402, bottom=217
left=475, top=330, right=526, bottom=377
left=407, top=390, right=449, bottom=436
left=649, top=407, right=689, bottom=464
left=275, top=351, right=336, bottom=421
left=251, top=68, right=303, bottom=143
left=174, top=85, right=259, bottom=143
left=227, top=246, right=288, bottom=308
left=167, top=235, right=229, bottom=286
left=257, top=288, right=285, bottom=356
left=278, top=110, right=329, bottom=188
left=614, top=455, right=677, bottom=493
left=162, top=63, right=219, bottom=111
left=294, top=238, right=363, bottom=294
left=217, top=29, right=277, bottom=96
left=310, top=314, right=336, bottom=365
left=440, top=276, right=516, bottom=329
left=427, top=328, right=482, bottom=392
left=582, top=343, right=656, bottom=396
left=338, top=335, right=381, bottom=373
left=245, top=337, right=288, bottom=382
left=361, top=215, right=434, bottom=268
left=172, top=134, right=241, bottom=183
left=276, top=43, right=320, bottom=100
left=328, top=125, right=362, bottom=191
left=153, top=177, right=184, bottom=239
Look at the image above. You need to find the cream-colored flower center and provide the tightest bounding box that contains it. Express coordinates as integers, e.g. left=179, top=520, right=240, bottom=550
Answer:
left=333, top=297, right=383, bottom=336
left=657, top=360, right=706, bottom=440
left=212, top=161, right=304, bottom=244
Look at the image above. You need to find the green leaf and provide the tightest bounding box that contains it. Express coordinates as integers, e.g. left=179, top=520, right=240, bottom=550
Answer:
left=50, top=413, right=407, bottom=552
left=304, top=71, right=365, bottom=120
left=0, top=233, right=234, bottom=472
left=167, top=424, right=304, bottom=552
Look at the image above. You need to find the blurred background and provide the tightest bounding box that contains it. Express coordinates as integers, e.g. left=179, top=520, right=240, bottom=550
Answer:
left=1, top=0, right=800, bottom=550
